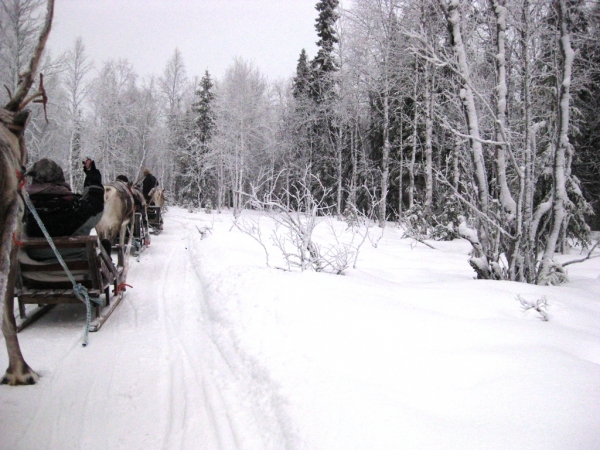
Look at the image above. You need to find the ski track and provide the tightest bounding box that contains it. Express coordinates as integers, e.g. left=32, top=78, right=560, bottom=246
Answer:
left=0, top=211, right=273, bottom=449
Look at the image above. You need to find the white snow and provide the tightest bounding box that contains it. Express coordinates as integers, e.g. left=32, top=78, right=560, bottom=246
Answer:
left=2, top=207, right=600, bottom=449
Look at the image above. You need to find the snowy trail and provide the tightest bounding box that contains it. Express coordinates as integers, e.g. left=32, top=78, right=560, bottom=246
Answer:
left=0, top=211, right=268, bottom=449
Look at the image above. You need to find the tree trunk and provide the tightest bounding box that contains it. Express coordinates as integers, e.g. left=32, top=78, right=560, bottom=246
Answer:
left=491, top=0, right=516, bottom=220
left=519, top=0, right=538, bottom=282
left=379, top=92, right=391, bottom=227
left=409, top=63, right=419, bottom=210
left=336, top=126, right=343, bottom=217
left=349, top=120, right=358, bottom=209
left=424, top=63, right=434, bottom=211
left=538, top=0, right=575, bottom=284
left=445, top=0, right=490, bottom=251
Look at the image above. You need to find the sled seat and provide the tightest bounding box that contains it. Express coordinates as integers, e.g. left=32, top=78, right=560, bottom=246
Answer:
left=15, top=236, right=123, bottom=332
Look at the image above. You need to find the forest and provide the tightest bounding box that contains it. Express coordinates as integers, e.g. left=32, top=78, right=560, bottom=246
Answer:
left=1, top=0, right=599, bottom=285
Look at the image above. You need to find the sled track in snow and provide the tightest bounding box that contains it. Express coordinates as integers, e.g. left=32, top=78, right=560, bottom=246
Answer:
left=1, top=211, right=288, bottom=449
left=155, top=215, right=242, bottom=449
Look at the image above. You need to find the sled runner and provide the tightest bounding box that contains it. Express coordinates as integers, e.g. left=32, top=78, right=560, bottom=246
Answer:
left=15, top=236, right=126, bottom=332
left=147, top=205, right=163, bottom=234
left=131, top=211, right=150, bottom=258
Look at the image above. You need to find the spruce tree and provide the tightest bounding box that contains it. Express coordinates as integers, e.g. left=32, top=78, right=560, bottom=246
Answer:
left=292, top=49, right=310, bottom=99
left=177, top=70, right=216, bottom=207
left=193, top=70, right=215, bottom=145
left=302, top=0, right=341, bottom=208
left=310, top=0, right=339, bottom=103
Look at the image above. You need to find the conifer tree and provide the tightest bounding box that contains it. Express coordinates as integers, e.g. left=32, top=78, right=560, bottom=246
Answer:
left=292, top=49, right=310, bottom=99
left=310, top=0, right=339, bottom=103
left=193, top=70, right=215, bottom=144
left=178, top=70, right=216, bottom=207
left=306, top=0, right=341, bottom=209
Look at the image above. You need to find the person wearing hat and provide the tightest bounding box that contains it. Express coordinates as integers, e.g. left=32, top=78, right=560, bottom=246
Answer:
left=141, top=168, right=158, bottom=203
left=23, top=158, right=104, bottom=259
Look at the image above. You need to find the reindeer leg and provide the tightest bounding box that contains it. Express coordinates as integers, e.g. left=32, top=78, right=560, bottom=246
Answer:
left=2, top=242, right=38, bottom=385
left=118, top=223, right=127, bottom=268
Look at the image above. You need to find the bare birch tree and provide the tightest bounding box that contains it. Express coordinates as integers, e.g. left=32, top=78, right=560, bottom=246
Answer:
left=63, top=36, right=92, bottom=188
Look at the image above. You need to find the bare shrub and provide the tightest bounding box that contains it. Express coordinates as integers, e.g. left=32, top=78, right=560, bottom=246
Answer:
left=235, top=170, right=372, bottom=274
left=517, top=295, right=549, bottom=321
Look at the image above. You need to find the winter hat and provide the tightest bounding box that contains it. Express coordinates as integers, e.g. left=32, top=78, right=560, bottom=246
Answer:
left=28, top=158, right=65, bottom=184
left=116, top=175, right=129, bottom=183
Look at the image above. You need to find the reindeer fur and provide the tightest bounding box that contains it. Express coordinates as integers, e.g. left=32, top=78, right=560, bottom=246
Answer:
left=148, top=186, right=165, bottom=208
left=1, top=0, right=54, bottom=385
left=0, top=113, right=40, bottom=385
left=95, top=182, right=134, bottom=267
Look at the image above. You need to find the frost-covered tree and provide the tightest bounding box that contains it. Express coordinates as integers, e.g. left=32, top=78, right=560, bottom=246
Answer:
left=306, top=0, right=342, bottom=211
left=160, top=48, right=190, bottom=195
left=311, top=0, right=340, bottom=103
left=570, top=1, right=600, bottom=229
left=293, top=49, right=311, bottom=100
left=423, top=0, right=592, bottom=284
left=212, top=58, right=271, bottom=214
left=63, top=36, right=92, bottom=189
left=0, top=0, right=46, bottom=98
left=177, top=70, right=216, bottom=207
left=347, top=0, right=405, bottom=226
left=159, top=48, right=187, bottom=119
left=87, top=59, right=140, bottom=180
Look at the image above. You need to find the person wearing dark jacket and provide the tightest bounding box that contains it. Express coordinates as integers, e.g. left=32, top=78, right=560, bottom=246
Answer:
left=141, top=168, right=158, bottom=202
left=24, top=158, right=104, bottom=259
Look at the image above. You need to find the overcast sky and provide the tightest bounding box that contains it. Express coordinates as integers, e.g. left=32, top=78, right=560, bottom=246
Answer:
left=46, top=0, right=320, bottom=82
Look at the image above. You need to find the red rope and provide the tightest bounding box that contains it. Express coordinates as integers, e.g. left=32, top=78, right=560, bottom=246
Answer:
left=12, top=232, right=24, bottom=247
left=114, top=282, right=132, bottom=295
left=16, top=169, right=26, bottom=190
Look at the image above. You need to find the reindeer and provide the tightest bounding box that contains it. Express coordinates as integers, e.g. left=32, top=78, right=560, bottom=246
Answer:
left=1, top=0, right=54, bottom=385
left=146, top=186, right=165, bottom=232
left=148, top=186, right=165, bottom=208
left=95, top=181, right=135, bottom=268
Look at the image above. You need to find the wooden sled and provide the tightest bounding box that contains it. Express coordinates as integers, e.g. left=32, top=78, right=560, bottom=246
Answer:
left=147, top=205, right=163, bottom=235
left=15, top=236, right=125, bottom=333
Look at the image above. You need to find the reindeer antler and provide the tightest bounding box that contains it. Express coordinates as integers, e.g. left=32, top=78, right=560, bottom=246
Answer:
left=4, top=85, right=13, bottom=101
left=4, top=0, right=55, bottom=113
left=19, top=74, right=49, bottom=123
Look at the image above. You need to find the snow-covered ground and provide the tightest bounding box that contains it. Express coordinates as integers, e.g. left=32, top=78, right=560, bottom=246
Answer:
left=2, top=207, right=600, bottom=450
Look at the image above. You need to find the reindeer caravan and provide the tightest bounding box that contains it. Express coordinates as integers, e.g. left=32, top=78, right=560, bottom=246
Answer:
left=98, top=168, right=166, bottom=260
left=0, top=0, right=165, bottom=385
left=9, top=165, right=166, bottom=335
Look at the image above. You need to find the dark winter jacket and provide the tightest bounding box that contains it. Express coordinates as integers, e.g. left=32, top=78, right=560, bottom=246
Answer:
left=24, top=170, right=105, bottom=238
left=142, top=173, right=158, bottom=200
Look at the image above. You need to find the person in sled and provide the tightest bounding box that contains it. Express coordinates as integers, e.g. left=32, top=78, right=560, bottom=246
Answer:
left=141, top=168, right=158, bottom=203
left=23, top=157, right=104, bottom=259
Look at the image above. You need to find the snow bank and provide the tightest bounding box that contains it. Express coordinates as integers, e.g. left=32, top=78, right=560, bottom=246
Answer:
left=2, top=207, right=600, bottom=449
